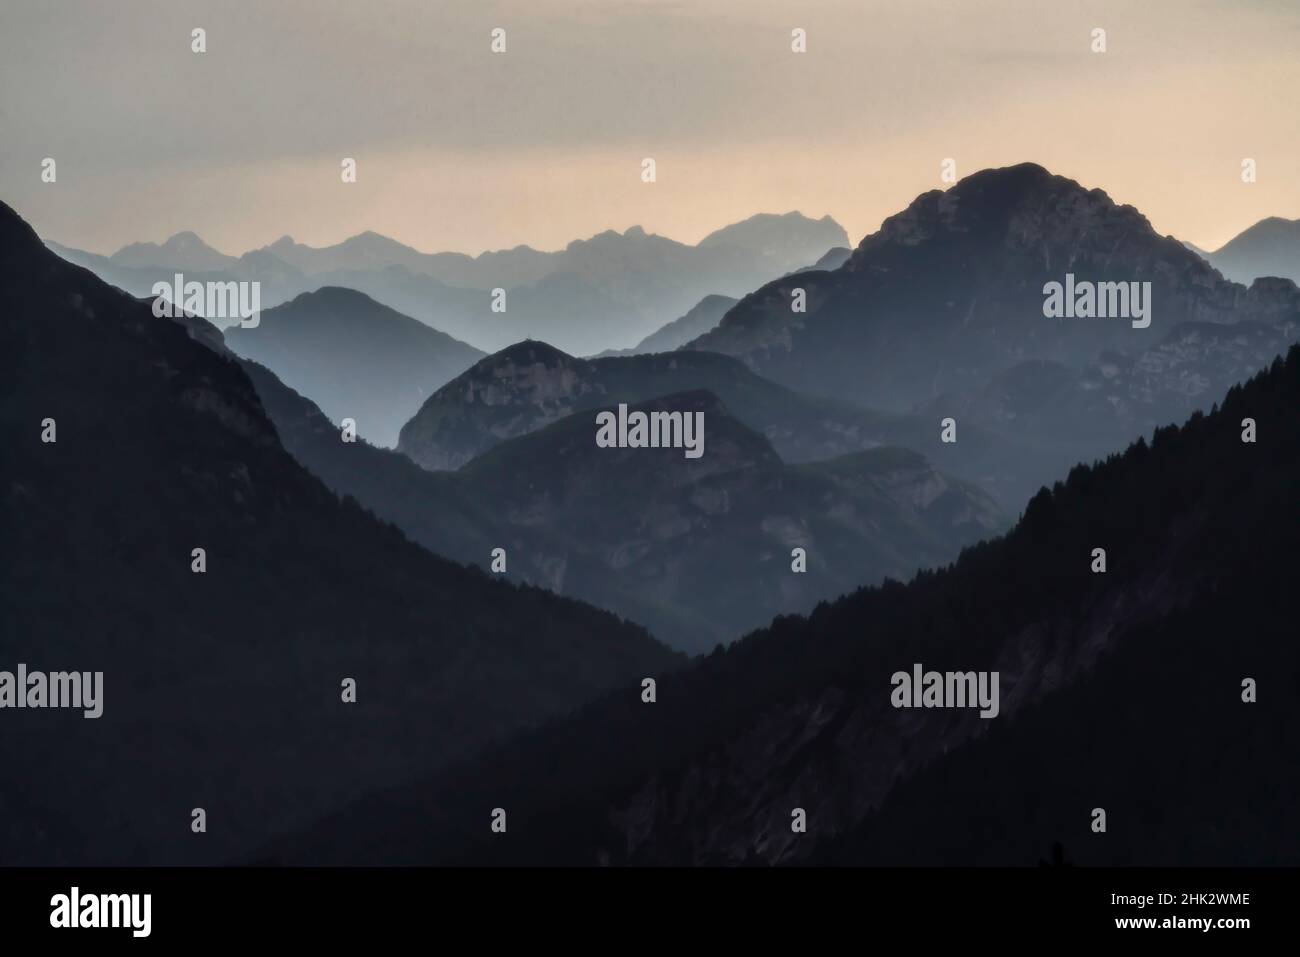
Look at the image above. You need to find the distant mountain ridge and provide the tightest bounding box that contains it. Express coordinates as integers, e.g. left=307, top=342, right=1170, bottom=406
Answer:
left=111, top=230, right=238, bottom=271
left=1203, top=216, right=1300, bottom=286
left=49, top=212, right=849, bottom=355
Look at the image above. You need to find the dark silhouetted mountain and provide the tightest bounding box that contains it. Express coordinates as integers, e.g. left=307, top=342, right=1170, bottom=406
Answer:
left=266, top=345, right=1300, bottom=865
left=1205, top=216, right=1300, bottom=286
left=223, top=287, right=484, bottom=448
left=109, top=230, right=239, bottom=271
left=0, top=201, right=678, bottom=865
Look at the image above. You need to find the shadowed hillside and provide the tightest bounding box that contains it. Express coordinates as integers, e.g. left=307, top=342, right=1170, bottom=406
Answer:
left=0, top=201, right=679, bottom=865
left=264, top=345, right=1299, bottom=864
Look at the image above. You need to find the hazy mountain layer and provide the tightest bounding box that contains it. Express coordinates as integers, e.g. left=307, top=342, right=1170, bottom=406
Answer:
left=48, top=212, right=848, bottom=356
left=1204, top=216, right=1300, bottom=286
left=595, top=294, right=739, bottom=357
left=110, top=230, right=238, bottom=272
left=224, top=287, right=484, bottom=448
left=792, top=246, right=851, bottom=274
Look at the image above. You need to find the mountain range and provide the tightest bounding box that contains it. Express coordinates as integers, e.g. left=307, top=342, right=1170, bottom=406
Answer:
left=48, top=212, right=849, bottom=356
left=110, top=230, right=239, bottom=272
left=10, top=157, right=1299, bottom=868
left=237, top=348, right=1000, bottom=652
left=264, top=344, right=1300, bottom=865
left=0, top=200, right=679, bottom=864
left=683, top=164, right=1300, bottom=507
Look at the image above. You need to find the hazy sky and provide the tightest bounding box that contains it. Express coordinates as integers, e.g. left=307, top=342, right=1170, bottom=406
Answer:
left=2, top=0, right=1297, bottom=256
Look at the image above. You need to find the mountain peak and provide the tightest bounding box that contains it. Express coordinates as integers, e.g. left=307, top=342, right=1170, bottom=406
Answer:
left=1201, top=215, right=1300, bottom=286
left=960, top=160, right=1052, bottom=183
left=108, top=229, right=235, bottom=270
left=484, top=339, right=575, bottom=367
left=346, top=229, right=389, bottom=243
left=0, top=200, right=41, bottom=249
left=946, top=162, right=1113, bottom=212
left=1227, top=216, right=1300, bottom=246
left=287, top=285, right=380, bottom=307
left=566, top=228, right=635, bottom=251
left=339, top=230, right=413, bottom=251
left=689, top=161, right=1269, bottom=418
left=117, top=230, right=223, bottom=255
left=848, top=162, right=1149, bottom=261
left=698, top=211, right=849, bottom=253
